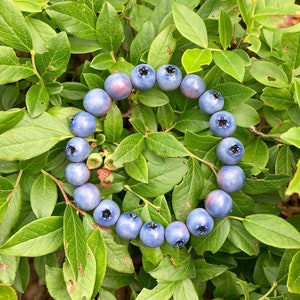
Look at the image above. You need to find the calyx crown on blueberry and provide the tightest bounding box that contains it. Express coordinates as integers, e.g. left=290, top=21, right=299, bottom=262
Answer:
left=64, top=63, right=245, bottom=248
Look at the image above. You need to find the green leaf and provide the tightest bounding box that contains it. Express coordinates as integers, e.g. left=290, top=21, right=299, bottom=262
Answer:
left=63, top=205, right=87, bottom=280
left=14, top=256, right=30, bottom=293
left=172, top=3, right=208, bottom=48
left=146, top=132, right=189, bottom=158
left=124, top=154, right=148, bottom=183
left=261, top=87, right=293, bottom=110
left=130, top=21, right=156, bottom=65
left=69, top=36, right=101, bottom=54
left=0, top=108, right=25, bottom=134
left=26, top=84, right=50, bottom=118
left=13, top=0, right=46, bottom=12
left=286, top=159, right=300, bottom=196
left=287, top=250, right=300, bottom=293
left=26, top=18, right=57, bottom=54
left=0, top=112, right=71, bottom=161
left=172, top=158, right=203, bottom=221
left=195, top=259, right=227, bottom=281
left=250, top=60, right=289, bottom=88
left=244, top=173, right=290, bottom=194
left=104, top=103, right=123, bottom=142
left=149, top=250, right=194, bottom=282
left=275, top=145, right=295, bottom=176
left=90, top=52, right=115, bottom=70
left=46, top=267, right=71, bottom=300
left=111, top=133, right=145, bottom=168
left=191, top=218, right=230, bottom=255
left=243, top=214, right=300, bottom=249
left=281, top=126, right=300, bottom=148
left=184, top=131, right=220, bottom=152
left=157, top=103, right=174, bottom=130
left=254, top=4, right=300, bottom=33
left=136, top=281, right=177, bottom=300
left=231, top=104, right=260, bottom=127
left=0, top=284, right=18, bottom=300
left=182, top=48, right=212, bottom=74
left=100, top=228, right=134, bottom=274
left=46, top=2, right=96, bottom=40
left=277, top=249, right=298, bottom=283
left=237, top=0, right=251, bottom=26
left=35, top=32, right=71, bottom=81
left=173, top=278, right=199, bottom=300
left=0, top=254, right=19, bottom=285
left=132, top=104, right=157, bottom=132
left=0, top=216, right=63, bottom=256
left=147, top=25, right=176, bottom=69
left=282, top=31, right=300, bottom=70
left=138, top=88, right=169, bottom=107
left=0, top=46, right=34, bottom=84
left=228, top=219, right=259, bottom=256
left=60, top=82, right=89, bottom=100
left=96, top=1, right=124, bottom=51
left=0, top=184, right=22, bottom=244
left=219, top=9, right=233, bottom=49
left=87, top=229, right=107, bottom=298
left=30, top=173, right=57, bottom=218
left=63, top=246, right=96, bottom=300
left=214, top=82, right=256, bottom=111
left=129, top=158, right=187, bottom=198
left=175, top=109, right=209, bottom=133
left=0, top=0, right=32, bottom=51
left=213, top=51, right=245, bottom=82
left=243, top=138, right=269, bottom=175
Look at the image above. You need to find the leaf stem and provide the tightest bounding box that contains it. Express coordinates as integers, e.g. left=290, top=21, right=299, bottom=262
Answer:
left=124, top=184, right=161, bottom=211
left=229, top=215, right=245, bottom=222
left=7, top=169, right=23, bottom=202
left=187, top=150, right=218, bottom=177
left=41, top=170, right=86, bottom=216
left=258, top=282, right=277, bottom=300
left=30, top=49, right=45, bottom=87
left=249, top=126, right=281, bottom=140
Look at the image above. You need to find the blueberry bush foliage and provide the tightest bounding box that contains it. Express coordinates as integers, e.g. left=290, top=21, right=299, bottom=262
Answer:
left=1, top=0, right=300, bottom=299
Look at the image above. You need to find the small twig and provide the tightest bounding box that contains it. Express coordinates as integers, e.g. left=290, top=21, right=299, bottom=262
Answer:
left=41, top=169, right=86, bottom=216
left=258, top=282, right=277, bottom=300
left=249, top=126, right=281, bottom=139
left=124, top=184, right=161, bottom=211
left=7, top=169, right=23, bottom=202
left=187, top=150, right=218, bottom=178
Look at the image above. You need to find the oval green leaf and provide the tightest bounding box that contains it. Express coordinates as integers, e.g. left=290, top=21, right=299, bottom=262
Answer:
left=172, top=3, right=208, bottom=48
left=0, top=216, right=63, bottom=256
left=243, top=214, right=300, bottom=249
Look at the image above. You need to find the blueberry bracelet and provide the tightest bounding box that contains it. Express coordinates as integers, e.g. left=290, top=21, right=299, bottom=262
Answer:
left=64, top=63, right=245, bottom=248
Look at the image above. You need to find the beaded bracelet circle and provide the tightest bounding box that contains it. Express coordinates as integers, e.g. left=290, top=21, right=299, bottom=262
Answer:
left=64, top=63, right=245, bottom=248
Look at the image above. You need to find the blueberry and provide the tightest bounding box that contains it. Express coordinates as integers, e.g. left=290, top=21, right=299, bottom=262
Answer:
left=65, top=137, right=90, bottom=162
left=216, top=137, right=244, bottom=165
left=69, top=111, right=97, bottom=138
left=186, top=208, right=214, bottom=237
left=83, top=88, right=112, bottom=117
left=180, top=74, right=206, bottom=99
left=65, top=162, right=90, bottom=186
left=104, top=72, right=132, bottom=100
left=74, top=183, right=101, bottom=211
left=139, top=221, right=165, bottom=248
left=156, top=64, right=182, bottom=91
left=93, top=199, right=120, bottom=227
left=115, top=212, right=143, bottom=240
left=165, top=221, right=190, bottom=247
left=217, top=165, right=245, bottom=193
left=130, top=64, right=156, bottom=91
left=209, top=111, right=236, bottom=137
left=198, top=90, right=224, bottom=115
left=205, top=189, right=233, bottom=218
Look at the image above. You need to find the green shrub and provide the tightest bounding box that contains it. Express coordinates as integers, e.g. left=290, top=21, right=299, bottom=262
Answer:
left=0, top=0, right=300, bottom=299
